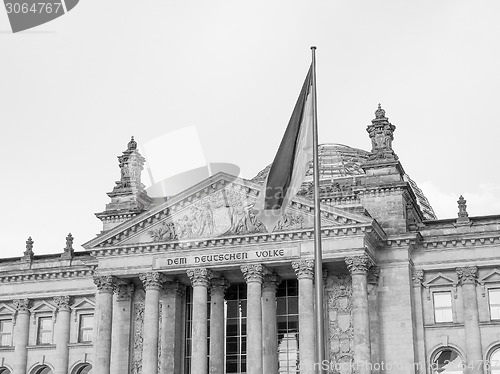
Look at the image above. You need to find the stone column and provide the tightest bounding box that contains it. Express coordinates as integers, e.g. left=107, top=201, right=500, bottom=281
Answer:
left=241, top=264, right=265, bottom=374
left=367, top=267, right=380, bottom=374
left=94, top=275, right=116, bottom=374
left=111, top=283, right=135, bottom=374
left=210, top=278, right=229, bottom=374
left=140, top=272, right=167, bottom=374
left=53, top=296, right=72, bottom=374
left=411, top=269, right=427, bottom=373
left=262, top=274, right=280, bottom=374
left=292, top=260, right=316, bottom=374
left=187, top=268, right=211, bottom=374
left=13, top=299, right=30, bottom=374
left=345, top=255, right=372, bottom=374
left=456, top=267, right=483, bottom=374
left=161, top=281, right=186, bottom=374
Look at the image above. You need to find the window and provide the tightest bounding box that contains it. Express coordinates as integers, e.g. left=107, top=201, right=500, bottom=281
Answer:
left=277, top=279, right=299, bottom=374
left=431, top=348, right=463, bottom=374
left=72, top=363, right=92, bottom=374
left=0, top=367, right=11, bottom=374
left=32, top=366, right=52, bottom=374
left=0, top=320, right=12, bottom=346
left=489, top=289, right=500, bottom=320
left=37, top=317, right=52, bottom=345
left=489, top=347, right=500, bottom=374
left=433, top=292, right=453, bottom=323
left=78, top=314, right=94, bottom=343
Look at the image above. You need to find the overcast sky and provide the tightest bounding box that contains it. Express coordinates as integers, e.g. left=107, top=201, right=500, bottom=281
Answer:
left=1, top=0, right=500, bottom=257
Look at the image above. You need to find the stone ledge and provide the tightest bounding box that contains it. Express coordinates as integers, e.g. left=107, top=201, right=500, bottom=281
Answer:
left=423, top=323, right=464, bottom=329
left=27, top=344, right=56, bottom=350
left=68, top=342, right=93, bottom=349
left=0, top=346, right=14, bottom=352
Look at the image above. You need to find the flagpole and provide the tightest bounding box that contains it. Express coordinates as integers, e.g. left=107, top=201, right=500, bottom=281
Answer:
left=311, top=46, right=325, bottom=373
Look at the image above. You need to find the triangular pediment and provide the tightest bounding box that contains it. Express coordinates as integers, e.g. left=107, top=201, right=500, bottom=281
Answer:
left=0, top=303, right=15, bottom=316
left=423, top=273, right=457, bottom=288
left=84, top=172, right=373, bottom=249
left=30, top=300, right=56, bottom=314
left=479, top=269, right=500, bottom=284
left=71, top=298, right=95, bottom=311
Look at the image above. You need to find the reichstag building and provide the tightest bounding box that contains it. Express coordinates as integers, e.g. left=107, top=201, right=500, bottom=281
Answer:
left=0, top=106, right=499, bottom=374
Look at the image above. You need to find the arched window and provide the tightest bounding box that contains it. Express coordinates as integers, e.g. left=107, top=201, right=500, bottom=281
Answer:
left=0, top=368, right=11, bottom=374
left=488, top=346, right=500, bottom=374
left=31, top=366, right=52, bottom=374
left=72, top=364, right=92, bottom=374
left=431, top=348, right=464, bottom=374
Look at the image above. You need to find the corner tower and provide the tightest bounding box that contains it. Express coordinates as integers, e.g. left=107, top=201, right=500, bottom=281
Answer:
left=96, top=137, right=152, bottom=232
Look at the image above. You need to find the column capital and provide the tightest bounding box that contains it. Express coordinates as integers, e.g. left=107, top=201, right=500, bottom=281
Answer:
left=114, top=283, right=135, bottom=301
left=94, top=275, right=116, bottom=293
left=241, top=264, right=267, bottom=283
left=367, top=266, right=381, bottom=285
left=292, top=259, right=314, bottom=280
left=262, top=274, right=281, bottom=293
left=13, top=298, right=31, bottom=313
left=210, top=278, right=229, bottom=297
left=345, top=255, right=373, bottom=275
left=163, top=281, right=186, bottom=297
left=140, top=272, right=167, bottom=291
left=187, top=268, right=212, bottom=287
left=456, top=266, right=478, bottom=284
left=412, top=269, right=424, bottom=287
left=53, top=295, right=71, bottom=311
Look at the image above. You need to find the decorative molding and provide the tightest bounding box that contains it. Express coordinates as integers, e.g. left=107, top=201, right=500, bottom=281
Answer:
left=241, top=264, right=267, bottom=283
left=0, top=268, right=95, bottom=284
left=13, top=299, right=31, bottom=313
left=478, top=269, right=500, bottom=296
left=93, top=275, right=116, bottom=293
left=345, top=255, right=373, bottom=275
left=412, top=269, right=424, bottom=287
left=367, top=266, right=381, bottom=285
left=422, top=273, right=458, bottom=300
left=186, top=268, right=212, bottom=287
left=163, top=281, right=186, bottom=298
left=139, top=272, right=167, bottom=291
left=292, top=260, right=315, bottom=280
left=53, top=296, right=71, bottom=311
left=456, top=266, right=478, bottom=285
left=210, top=278, right=229, bottom=297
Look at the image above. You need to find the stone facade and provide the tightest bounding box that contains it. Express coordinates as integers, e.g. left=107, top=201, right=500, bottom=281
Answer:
left=0, top=107, right=499, bottom=374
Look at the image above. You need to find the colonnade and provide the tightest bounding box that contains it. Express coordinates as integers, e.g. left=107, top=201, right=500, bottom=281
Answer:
left=92, top=254, right=374, bottom=374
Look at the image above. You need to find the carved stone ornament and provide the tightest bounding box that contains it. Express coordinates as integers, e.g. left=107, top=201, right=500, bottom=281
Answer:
left=457, top=195, right=470, bottom=223
left=93, top=275, right=116, bottom=293
left=53, top=296, right=71, bottom=311
left=262, top=274, right=281, bottom=293
left=210, top=278, right=229, bottom=296
left=115, top=283, right=135, bottom=301
left=163, top=281, right=186, bottom=298
left=456, top=266, right=478, bottom=284
left=366, top=104, right=398, bottom=162
left=24, top=236, right=34, bottom=259
left=241, top=264, right=265, bottom=283
left=140, top=272, right=167, bottom=291
left=367, top=266, right=381, bottom=285
left=186, top=268, right=212, bottom=287
left=116, top=136, right=146, bottom=191
left=13, top=299, right=31, bottom=313
left=345, top=255, right=372, bottom=275
left=64, top=233, right=74, bottom=252
left=412, top=269, right=424, bottom=287
left=292, top=260, right=315, bottom=280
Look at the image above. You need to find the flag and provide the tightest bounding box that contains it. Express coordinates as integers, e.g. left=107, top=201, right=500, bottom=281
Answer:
left=254, top=66, right=314, bottom=232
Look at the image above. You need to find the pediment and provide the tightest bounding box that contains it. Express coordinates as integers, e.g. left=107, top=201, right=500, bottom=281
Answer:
left=71, top=298, right=95, bottom=311
left=0, top=303, right=15, bottom=316
left=84, top=172, right=372, bottom=249
left=479, top=269, right=500, bottom=284
left=30, top=300, right=56, bottom=314
left=423, top=273, right=457, bottom=288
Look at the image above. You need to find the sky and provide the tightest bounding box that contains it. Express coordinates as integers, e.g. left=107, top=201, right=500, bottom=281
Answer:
left=1, top=0, right=500, bottom=257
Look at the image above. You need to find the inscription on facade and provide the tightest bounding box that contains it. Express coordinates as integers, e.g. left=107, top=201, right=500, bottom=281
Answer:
left=153, top=247, right=300, bottom=269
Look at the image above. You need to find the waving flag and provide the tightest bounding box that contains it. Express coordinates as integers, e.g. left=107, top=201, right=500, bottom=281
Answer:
left=254, top=66, right=314, bottom=232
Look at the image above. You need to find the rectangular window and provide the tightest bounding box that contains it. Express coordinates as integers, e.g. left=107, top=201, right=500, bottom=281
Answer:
left=0, top=319, right=12, bottom=346
left=37, top=316, right=52, bottom=345
left=433, top=291, right=453, bottom=323
left=489, top=288, right=500, bottom=320
left=78, top=314, right=94, bottom=342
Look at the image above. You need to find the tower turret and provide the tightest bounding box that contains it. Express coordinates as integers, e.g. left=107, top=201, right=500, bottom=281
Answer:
left=96, top=137, right=152, bottom=232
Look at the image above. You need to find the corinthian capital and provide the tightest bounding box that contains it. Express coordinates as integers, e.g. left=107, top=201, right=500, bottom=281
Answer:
left=262, top=274, right=281, bottom=293
left=412, top=269, right=424, bottom=287
left=187, top=268, right=211, bottom=287
left=345, top=255, right=372, bottom=275
left=163, top=281, right=186, bottom=298
left=114, top=283, right=135, bottom=301
left=13, top=299, right=30, bottom=313
left=53, top=296, right=71, bottom=311
left=140, top=272, right=167, bottom=291
left=292, top=260, right=315, bottom=280
left=210, top=278, right=229, bottom=297
left=241, top=264, right=266, bottom=283
left=93, top=275, right=116, bottom=293
left=456, top=266, right=478, bottom=284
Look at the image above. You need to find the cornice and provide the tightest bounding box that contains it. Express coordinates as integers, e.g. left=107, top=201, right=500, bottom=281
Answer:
left=421, top=234, right=500, bottom=249
left=385, top=233, right=423, bottom=247
left=0, top=268, right=95, bottom=284
left=89, top=223, right=379, bottom=258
